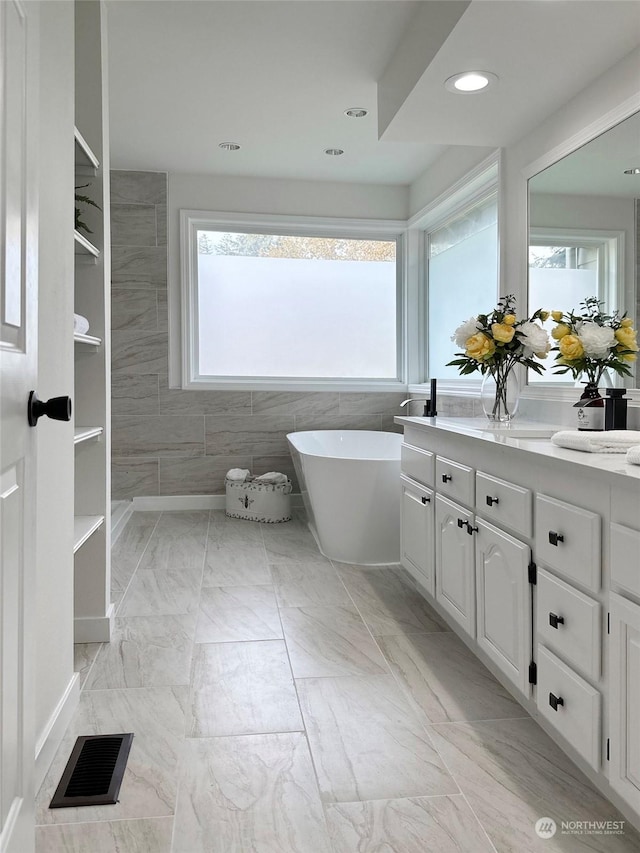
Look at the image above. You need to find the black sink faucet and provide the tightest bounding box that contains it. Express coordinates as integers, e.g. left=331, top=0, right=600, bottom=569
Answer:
left=400, top=379, right=437, bottom=417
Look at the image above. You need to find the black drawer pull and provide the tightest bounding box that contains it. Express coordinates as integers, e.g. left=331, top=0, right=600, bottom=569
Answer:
left=549, top=692, right=564, bottom=711
left=421, top=495, right=430, bottom=504
left=549, top=612, right=565, bottom=629
left=486, top=495, right=499, bottom=507
left=548, top=531, right=564, bottom=546
left=457, top=518, right=466, bottom=529
left=442, top=474, right=452, bottom=483
left=466, top=523, right=478, bottom=536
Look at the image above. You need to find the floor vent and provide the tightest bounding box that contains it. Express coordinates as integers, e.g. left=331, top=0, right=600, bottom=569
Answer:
left=49, top=733, right=134, bottom=808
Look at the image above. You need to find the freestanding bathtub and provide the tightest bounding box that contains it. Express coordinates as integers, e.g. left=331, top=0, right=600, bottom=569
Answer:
left=287, top=430, right=402, bottom=565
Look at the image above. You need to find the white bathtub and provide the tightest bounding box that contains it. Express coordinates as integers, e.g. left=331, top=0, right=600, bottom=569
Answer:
left=287, top=430, right=402, bottom=565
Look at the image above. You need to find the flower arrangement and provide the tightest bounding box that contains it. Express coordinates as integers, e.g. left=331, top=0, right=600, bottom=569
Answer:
left=448, top=295, right=551, bottom=420
left=550, top=297, right=638, bottom=383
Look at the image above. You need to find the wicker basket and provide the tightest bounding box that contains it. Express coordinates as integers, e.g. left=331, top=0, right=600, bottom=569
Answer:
left=224, top=477, right=292, bottom=523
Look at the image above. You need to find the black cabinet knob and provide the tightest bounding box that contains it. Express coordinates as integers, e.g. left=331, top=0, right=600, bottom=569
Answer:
left=442, top=474, right=452, bottom=483
left=549, top=692, right=564, bottom=711
left=548, top=531, right=564, bottom=546
left=549, top=612, right=565, bottom=629
left=28, top=391, right=72, bottom=427
left=421, top=496, right=430, bottom=504
left=486, top=495, right=499, bottom=506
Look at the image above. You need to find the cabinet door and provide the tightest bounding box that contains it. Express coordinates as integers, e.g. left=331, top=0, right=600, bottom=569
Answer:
left=475, top=518, right=531, bottom=693
left=400, top=476, right=434, bottom=595
left=435, top=495, right=475, bottom=636
left=609, top=592, right=640, bottom=813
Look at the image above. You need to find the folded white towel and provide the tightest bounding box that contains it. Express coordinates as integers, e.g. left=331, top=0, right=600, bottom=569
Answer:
left=74, top=313, right=89, bottom=335
left=226, top=468, right=251, bottom=482
left=253, top=471, right=288, bottom=484
left=552, top=430, right=640, bottom=453
left=626, top=446, right=640, bottom=466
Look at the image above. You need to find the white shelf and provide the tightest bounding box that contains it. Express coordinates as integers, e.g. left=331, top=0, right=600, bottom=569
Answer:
left=74, top=229, right=100, bottom=258
left=74, top=332, right=102, bottom=346
left=74, top=127, right=100, bottom=172
left=74, top=426, right=103, bottom=445
left=73, top=515, right=104, bottom=554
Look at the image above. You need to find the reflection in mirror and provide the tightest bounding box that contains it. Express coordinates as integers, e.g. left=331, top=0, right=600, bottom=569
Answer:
left=528, top=111, right=639, bottom=386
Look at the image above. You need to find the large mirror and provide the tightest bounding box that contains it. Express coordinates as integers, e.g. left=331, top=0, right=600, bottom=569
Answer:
left=528, top=111, right=639, bottom=386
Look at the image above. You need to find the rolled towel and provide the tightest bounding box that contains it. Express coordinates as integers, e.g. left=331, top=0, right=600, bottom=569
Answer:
left=226, top=468, right=251, bottom=482
left=551, top=430, right=640, bottom=453
left=626, top=446, right=640, bottom=466
left=74, top=313, right=90, bottom=335
left=253, top=472, right=288, bottom=484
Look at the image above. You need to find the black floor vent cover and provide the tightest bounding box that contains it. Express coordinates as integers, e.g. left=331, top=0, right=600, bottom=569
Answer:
left=49, top=733, right=134, bottom=808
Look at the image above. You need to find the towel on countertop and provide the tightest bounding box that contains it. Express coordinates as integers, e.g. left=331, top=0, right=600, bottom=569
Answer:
left=551, top=430, right=640, bottom=454
left=74, top=313, right=90, bottom=335
left=225, top=468, right=251, bottom=482
left=253, top=472, right=288, bottom=484
left=626, top=446, right=640, bottom=466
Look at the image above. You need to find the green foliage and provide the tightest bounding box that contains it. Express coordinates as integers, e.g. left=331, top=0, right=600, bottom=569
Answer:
left=75, top=184, right=101, bottom=236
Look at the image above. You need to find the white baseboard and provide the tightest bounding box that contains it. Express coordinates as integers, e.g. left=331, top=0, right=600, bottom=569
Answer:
left=111, top=500, right=133, bottom=545
left=74, top=603, right=115, bottom=643
left=35, top=672, right=80, bottom=792
left=131, top=493, right=304, bottom=511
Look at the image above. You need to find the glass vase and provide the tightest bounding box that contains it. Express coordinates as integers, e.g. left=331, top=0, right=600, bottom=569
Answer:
left=481, top=367, right=520, bottom=422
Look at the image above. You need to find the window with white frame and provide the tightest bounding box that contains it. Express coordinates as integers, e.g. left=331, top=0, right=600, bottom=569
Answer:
left=180, top=212, right=404, bottom=389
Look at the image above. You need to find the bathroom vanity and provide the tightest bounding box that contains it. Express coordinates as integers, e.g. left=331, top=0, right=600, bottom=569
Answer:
left=395, top=415, right=640, bottom=830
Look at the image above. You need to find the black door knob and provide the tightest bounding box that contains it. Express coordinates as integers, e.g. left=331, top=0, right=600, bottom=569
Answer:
left=28, top=391, right=72, bottom=427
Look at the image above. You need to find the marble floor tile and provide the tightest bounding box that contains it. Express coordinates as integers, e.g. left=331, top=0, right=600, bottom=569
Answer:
left=377, top=631, right=524, bottom=724
left=195, top=584, right=282, bottom=643
left=336, top=564, right=450, bottom=636
left=296, top=674, right=458, bottom=803
left=73, top=643, right=101, bottom=690
left=263, top=531, right=331, bottom=565
left=429, top=717, right=640, bottom=852
left=280, top=605, right=388, bottom=678
left=325, top=795, right=494, bottom=853
left=110, top=513, right=160, bottom=602
left=203, top=540, right=271, bottom=586
left=172, top=733, right=332, bottom=853
left=187, top=640, right=303, bottom=737
left=117, top=567, right=202, bottom=617
left=36, top=687, right=187, bottom=825
left=35, top=817, right=173, bottom=852
left=261, top=508, right=309, bottom=536
left=270, top=561, right=350, bottom=607
left=207, top=517, right=264, bottom=543
left=156, top=510, right=210, bottom=531
left=85, top=615, right=196, bottom=689
left=138, top=527, right=207, bottom=571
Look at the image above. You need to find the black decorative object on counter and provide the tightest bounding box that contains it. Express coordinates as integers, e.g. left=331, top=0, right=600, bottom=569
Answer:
left=605, top=388, right=628, bottom=431
left=574, top=382, right=604, bottom=431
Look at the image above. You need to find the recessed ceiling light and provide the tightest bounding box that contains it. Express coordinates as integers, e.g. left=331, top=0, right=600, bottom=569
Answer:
left=624, top=167, right=640, bottom=175
left=444, top=71, right=497, bottom=93
left=218, top=142, right=240, bottom=151
left=324, top=148, right=344, bottom=156
left=344, top=108, right=368, bottom=118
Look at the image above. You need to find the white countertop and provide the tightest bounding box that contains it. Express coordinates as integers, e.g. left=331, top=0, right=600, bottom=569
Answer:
left=394, top=416, right=640, bottom=483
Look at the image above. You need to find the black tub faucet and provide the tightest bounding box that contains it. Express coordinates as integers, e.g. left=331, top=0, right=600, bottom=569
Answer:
left=400, top=379, right=437, bottom=417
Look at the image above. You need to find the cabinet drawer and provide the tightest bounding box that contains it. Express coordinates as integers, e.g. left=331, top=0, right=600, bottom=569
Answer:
left=536, top=644, right=601, bottom=770
left=401, top=443, right=434, bottom=488
left=536, top=569, right=601, bottom=680
left=535, top=494, right=601, bottom=592
left=611, top=522, right=640, bottom=598
left=435, top=456, right=474, bottom=507
left=476, top=471, right=532, bottom=538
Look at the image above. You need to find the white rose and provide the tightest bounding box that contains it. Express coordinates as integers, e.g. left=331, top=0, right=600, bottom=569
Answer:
left=452, top=317, right=481, bottom=348
left=577, top=321, right=615, bottom=358
left=517, top=321, right=551, bottom=358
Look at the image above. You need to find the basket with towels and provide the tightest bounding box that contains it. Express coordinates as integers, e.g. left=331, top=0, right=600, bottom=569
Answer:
left=224, top=469, right=292, bottom=523
left=551, top=430, right=640, bottom=465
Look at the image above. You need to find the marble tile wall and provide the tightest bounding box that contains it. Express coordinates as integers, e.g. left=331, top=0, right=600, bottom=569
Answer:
left=111, top=170, right=478, bottom=499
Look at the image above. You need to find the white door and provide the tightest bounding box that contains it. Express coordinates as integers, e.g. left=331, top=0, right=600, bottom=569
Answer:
left=435, top=495, right=475, bottom=636
left=1, top=2, right=39, bottom=851
left=400, top=476, right=434, bottom=595
left=475, top=518, right=531, bottom=694
left=609, top=592, right=640, bottom=814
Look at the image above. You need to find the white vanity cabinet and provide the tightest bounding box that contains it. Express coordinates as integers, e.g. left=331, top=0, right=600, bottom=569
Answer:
left=400, top=475, right=435, bottom=595
left=435, top=494, right=475, bottom=635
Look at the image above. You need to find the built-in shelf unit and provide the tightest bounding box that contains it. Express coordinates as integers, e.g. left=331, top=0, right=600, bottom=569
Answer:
left=73, top=0, right=111, bottom=644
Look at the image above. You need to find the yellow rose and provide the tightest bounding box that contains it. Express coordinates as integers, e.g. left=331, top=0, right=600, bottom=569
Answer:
left=539, top=311, right=550, bottom=322
left=558, top=334, right=584, bottom=360
left=503, top=314, right=516, bottom=326
left=491, top=322, right=515, bottom=343
left=551, top=323, right=571, bottom=340
left=622, top=352, right=637, bottom=362
left=620, top=317, right=634, bottom=328
left=615, top=326, right=639, bottom=350
left=551, top=310, right=564, bottom=322
left=465, top=332, right=495, bottom=362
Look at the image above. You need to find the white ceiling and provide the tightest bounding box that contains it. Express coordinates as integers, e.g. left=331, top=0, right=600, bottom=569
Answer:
left=106, top=0, right=640, bottom=186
